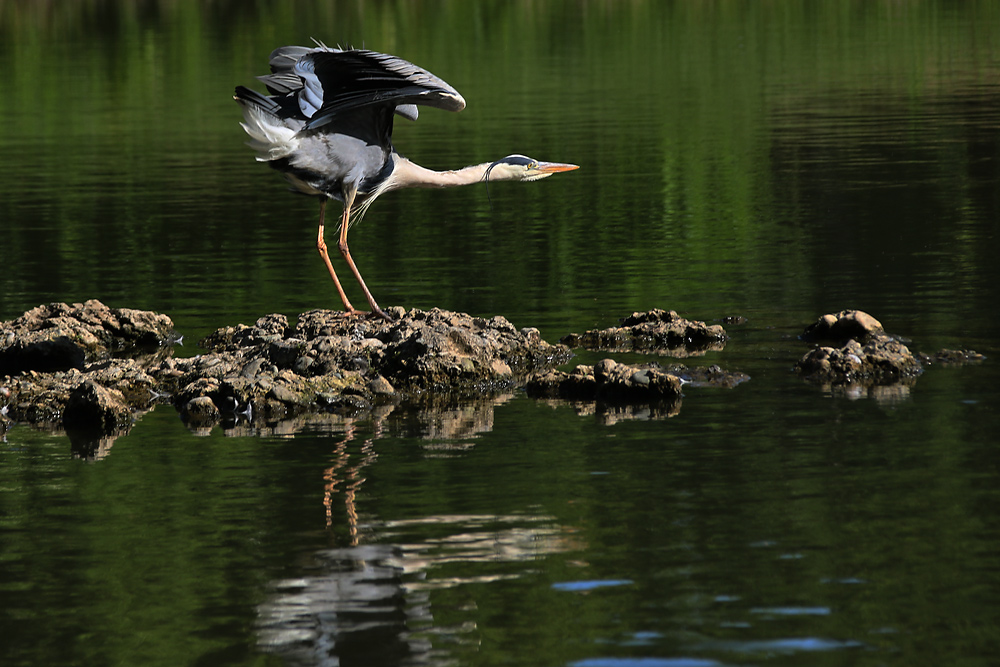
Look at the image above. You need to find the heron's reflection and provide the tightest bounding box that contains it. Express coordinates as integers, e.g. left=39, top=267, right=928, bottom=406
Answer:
left=323, top=421, right=379, bottom=541
left=256, top=396, right=579, bottom=666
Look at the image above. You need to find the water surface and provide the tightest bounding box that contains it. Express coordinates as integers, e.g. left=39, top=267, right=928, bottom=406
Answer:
left=2, top=2, right=1000, bottom=666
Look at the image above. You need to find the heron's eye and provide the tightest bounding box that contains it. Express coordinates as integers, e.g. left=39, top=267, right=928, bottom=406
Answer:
left=529, top=161, right=538, bottom=170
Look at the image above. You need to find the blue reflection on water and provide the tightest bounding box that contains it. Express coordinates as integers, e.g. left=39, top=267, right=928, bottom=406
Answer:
left=695, top=637, right=864, bottom=653
left=552, top=579, right=635, bottom=592
left=570, top=659, right=723, bottom=667
left=749, top=606, right=832, bottom=616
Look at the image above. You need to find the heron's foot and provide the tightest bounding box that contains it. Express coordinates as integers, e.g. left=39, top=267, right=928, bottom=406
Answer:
left=371, top=306, right=394, bottom=323
left=341, top=307, right=394, bottom=322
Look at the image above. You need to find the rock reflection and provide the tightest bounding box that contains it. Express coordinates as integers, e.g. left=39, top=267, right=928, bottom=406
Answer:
left=402, top=394, right=517, bottom=459
left=819, top=378, right=917, bottom=405
left=68, top=432, right=121, bottom=461
left=209, top=393, right=516, bottom=443
left=536, top=397, right=682, bottom=424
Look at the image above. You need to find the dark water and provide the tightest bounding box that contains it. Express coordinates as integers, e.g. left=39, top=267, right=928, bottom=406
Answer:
left=2, top=2, right=1000, bottom=665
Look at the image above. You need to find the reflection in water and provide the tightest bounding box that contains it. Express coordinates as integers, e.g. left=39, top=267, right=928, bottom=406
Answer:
left=535, top=397, right=682, bottom=424
left=256, top=394, right=567, bottom=664
left=211, top=394, right=517, bottom=442
left=819, top=377, right=916, bottom=404
left=69, top=433, right=119, bottom=461
left=257, top=545, right=424, bottom=667
left=323, top=421, right=379, bottom=540
left=380, top=514, right=577, bottom=576
left=257, top=515, right=574, bottom=667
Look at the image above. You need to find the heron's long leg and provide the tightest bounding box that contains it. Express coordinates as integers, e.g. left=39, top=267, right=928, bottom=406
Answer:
left=338, top=189, right=391, bottom=322
left=316, top=197, right=358, bottom=314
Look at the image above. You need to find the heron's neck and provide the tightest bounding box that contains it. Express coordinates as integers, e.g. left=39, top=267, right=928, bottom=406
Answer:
left=390, top=156, right=493, bottom=189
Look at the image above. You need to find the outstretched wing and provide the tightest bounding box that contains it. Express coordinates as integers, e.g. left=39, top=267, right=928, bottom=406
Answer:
left=258, top=47, right=466, bottom=131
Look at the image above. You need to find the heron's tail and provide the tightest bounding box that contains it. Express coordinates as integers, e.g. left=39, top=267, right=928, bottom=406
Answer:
left=234, top=86, right=299, bottom=162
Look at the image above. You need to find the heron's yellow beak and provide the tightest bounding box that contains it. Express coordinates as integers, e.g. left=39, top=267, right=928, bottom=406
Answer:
left=536, top=162, right=580, bottom=173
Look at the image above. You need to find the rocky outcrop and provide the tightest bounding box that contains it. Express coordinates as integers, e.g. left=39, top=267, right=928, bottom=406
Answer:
left=159, top=307, right=573, bottom=426
left=800, top=309, right=885, bottom=344
left=560, top=309, right=728, bottom=356
left=795, top=310, right=982, bottom=385
left=2, top=301, right=982, bottom=441
left=527, top=358, right=684, bottom=401
left=0, top=300, right=177, bottom=375
left=796, top=310, right=920, bottom=383
left=796, top=335, right=923, bottom=383
left=0, top=301, right=573, bottom=437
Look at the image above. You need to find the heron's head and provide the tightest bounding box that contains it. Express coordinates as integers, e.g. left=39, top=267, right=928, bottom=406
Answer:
left=483, top=154, right=579, bottom=182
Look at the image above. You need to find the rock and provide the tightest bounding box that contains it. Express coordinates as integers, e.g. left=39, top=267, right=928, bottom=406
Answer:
left=182, top=396, right=220, bottom=422
left=368, top=375, right=395, bottom=396
left=268, top=384, right=303, bottom=406
left=560, top=309, right=727, bottom=356
left=268, top=339, right=303, bottom=368
left=527, top=358, right=684, bottom=401
left=292, top=307, right=572, bottom=392
left=801, top=310, right=883, bottom=343
left=0, top=300, right=177, bottom=361
left=796, top=312, right=922, bottom=384
left=254, top=313, right=289, bottom=336
left=527, top=360, right=685, bottom=424
left=293, top=356, right=315, bottom=375
left=63, top=380, right=132, bottom=435
left=2, top=301, right=752, bottom=434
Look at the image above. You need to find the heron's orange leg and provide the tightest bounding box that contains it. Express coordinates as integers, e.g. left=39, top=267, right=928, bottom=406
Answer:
left=316, top=198, right=359, bottom=314
left=338, top=190, right=392, bottom=322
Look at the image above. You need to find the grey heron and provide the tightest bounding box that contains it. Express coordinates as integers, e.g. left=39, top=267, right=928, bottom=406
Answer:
left=235, top=43, right=579, bottom=321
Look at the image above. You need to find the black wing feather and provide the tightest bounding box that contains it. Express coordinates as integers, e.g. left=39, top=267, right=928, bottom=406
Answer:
left=253, top=47, right=465, bottom=131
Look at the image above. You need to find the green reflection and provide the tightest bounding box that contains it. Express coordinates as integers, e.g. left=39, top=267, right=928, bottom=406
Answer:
left=2, top=0, right=998, bottom=341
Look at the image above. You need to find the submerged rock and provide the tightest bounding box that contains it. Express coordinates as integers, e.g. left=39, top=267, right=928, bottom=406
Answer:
left=560, top=309, right=728, bottom=356
left=663, top=363, right=751, bottom=389
left=918, top=349, right=987, bottom=366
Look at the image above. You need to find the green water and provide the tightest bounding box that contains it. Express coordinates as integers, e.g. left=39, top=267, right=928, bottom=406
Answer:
left=2, top=2, right=1000, bottom=665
